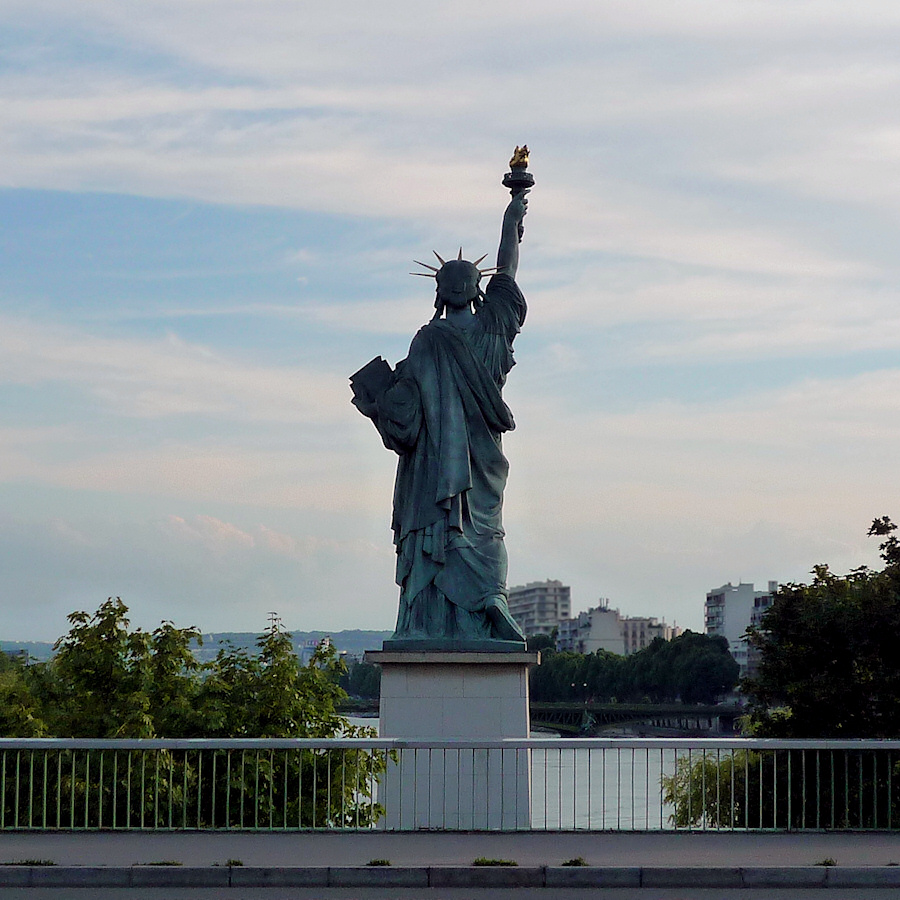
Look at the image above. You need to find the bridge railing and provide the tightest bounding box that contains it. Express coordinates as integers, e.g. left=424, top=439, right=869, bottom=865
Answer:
left=0, top=737, right=897, bottom=832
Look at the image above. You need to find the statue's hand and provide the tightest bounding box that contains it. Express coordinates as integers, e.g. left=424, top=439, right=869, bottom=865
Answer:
left=351, top=393, right=378, bottom=419
left=506, top=189, right=529, bottom=224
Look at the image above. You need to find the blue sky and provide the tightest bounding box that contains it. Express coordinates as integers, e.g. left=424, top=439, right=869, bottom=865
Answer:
left=2, top=1, right=900, bottom=639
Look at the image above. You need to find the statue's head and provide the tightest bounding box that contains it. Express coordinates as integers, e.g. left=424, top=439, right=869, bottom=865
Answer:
left=411, top=250, right=499, bottom=318
left=436, top=259, right=481, bottom=310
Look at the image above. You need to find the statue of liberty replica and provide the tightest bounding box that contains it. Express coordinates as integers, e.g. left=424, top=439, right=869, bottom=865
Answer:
left=352, top=149, right=534, bottom=650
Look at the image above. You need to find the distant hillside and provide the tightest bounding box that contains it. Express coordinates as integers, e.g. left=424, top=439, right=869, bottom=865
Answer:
left=191, top=629, right=392, bottom=661
left=1, top=630, right=392, bottom=664
left=0, top=641, right=55, bottom=662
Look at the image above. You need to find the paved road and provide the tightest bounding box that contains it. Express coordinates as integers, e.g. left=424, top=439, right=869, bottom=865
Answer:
left=0, top=889, right=898, bottom=899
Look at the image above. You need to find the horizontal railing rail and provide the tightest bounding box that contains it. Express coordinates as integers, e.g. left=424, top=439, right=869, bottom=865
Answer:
left=0, top=738, right=897, bottom=832
left=3, top=737, right=900, bottom=751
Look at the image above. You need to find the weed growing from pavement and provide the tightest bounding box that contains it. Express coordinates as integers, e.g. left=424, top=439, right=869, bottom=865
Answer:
left=0, top=861, right=55, bottom=866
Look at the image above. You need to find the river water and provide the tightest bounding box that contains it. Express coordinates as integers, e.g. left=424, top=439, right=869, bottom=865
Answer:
left=346, top=717, right=677, bottom=830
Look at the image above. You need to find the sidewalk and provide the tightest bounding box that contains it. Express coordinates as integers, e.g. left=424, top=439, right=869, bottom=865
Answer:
left=1, top=830, right=900, bottom=893
left=2, top=830, right=899, bottom=868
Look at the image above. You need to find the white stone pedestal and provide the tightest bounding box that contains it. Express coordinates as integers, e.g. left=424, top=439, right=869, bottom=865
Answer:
left=364, top=650, right=539, bottom=830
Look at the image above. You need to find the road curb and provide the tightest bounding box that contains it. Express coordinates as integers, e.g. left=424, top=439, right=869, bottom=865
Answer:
left=741, top=866, right=827, bottom=888
left=546, top=866, right=641, bottom=887
left=230, top=866, right=326, bottom=887
left=1, top=863, right=900, bottom=889
left=642, top=865, right=743, bottom=888
left=330, top=866, right=429, bottom=887
left=827, top=866, right=900, bottom=887
left=429, top=866, right=543, bottom=888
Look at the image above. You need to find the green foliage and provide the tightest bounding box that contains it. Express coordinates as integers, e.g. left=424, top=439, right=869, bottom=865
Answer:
left=870, top=516, right=900, bottom=567
left=7, top=600, right=366, bottom=742
left=339, top=660, right=381, bottom=699
left=0, top=598, right=385, bottom=828
left=663, top=749, right=765, bottom=829
left=49, top=598, right=149, bottom=736
left=473, top=858, right=518, bottom=866
left=189, top=620, right=382, bottom=829
left=529, top=632, right=738, bottom=704
left=35, top=598, right=202, bottom=738
left=662, top=748, right=899, bottom=830
left=526, top=632, right=556, bottom=653
left=0, top=655, right=46, bottom=737
left=666, top=519, right=900, bottom=830
left=745, top=518, right=900, bottom=738
left=629, top=632, right=739, bottom=704
left=561, top=857, right=588, bottom=866
left=367, top=859, right=391, bottom=866
left=143, top=621, right=203, bottom=737
left=0, top=650, right=23, bottom=673
left=197, top=622, right=351, bottom=739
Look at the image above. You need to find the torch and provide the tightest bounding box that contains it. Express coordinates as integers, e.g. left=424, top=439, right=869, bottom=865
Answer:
left=502, top=145, right=533, bottom=242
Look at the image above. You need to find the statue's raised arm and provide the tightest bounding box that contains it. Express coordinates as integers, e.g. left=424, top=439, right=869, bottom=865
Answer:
left=496, top=191, right=529, bottom=281
left=497, top=145, right=533, bottom=281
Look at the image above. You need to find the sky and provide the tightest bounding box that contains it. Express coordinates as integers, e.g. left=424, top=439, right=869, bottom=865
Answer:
left=2, top=0, right=899, bottom=640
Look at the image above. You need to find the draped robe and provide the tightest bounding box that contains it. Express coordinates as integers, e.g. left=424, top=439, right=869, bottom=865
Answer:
left=366, top=274, right=526, bottom=641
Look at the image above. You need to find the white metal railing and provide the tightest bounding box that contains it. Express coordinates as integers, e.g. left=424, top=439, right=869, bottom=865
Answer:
left=0, top=737, right=897, bottom=832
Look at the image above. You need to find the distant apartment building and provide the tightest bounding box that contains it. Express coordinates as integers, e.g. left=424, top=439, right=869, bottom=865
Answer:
left=746, top=589, right=776, bottom=678
left=558, top=601, right=625, bottom=654
left=705, top=581, right=777, bottom=677
left=299, top=636, right=331, bottom=665
left=507, top=579, right=571, bottom=636
left=622, top=615, right=680, bottom=655
left=557, top=600, right=681, bottom=656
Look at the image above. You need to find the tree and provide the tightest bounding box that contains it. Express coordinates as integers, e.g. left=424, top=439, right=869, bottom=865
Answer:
left=0, top=599, right=384, bottom=828
left=526, top=631, right=556, bottom=654
left=670, top=632, right=739, bottom=704
left=340, top=660, right=381, bottom=699
left=665, top=519, right=900, bottom=829
left=41, top=597, right=201, bottom=738
left=191, top=620, right=381, bottom=827
left=196, top=621, right=355, bottom=739
left=745, top=518, right=900, bottom=738
left=0, top=652, right=45, bottom=737
left=622, top=632, right=737, bottom=704
left=142, top=620, right=204, bottom=737
left=529, top=632, right=737, bottom=704
left=663, top=743, right=890, bottom=830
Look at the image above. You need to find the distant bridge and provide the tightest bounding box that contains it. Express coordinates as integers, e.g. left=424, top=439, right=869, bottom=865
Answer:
left=338, top=700, right=742, bottom=735
left=528, top=702, right=741, bottom=735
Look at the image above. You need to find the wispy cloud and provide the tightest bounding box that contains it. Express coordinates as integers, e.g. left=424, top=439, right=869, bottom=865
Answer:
left=0, top=314, right=347, bottom=422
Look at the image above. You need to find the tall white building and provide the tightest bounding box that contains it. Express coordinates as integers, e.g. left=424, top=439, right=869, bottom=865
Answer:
left=507, top=579, right=571, bottom=636
left=705, top=581, right=777, bottom=676
left=557, top=601, right=625, bottom=654
left=557, top=600, right=681, bottom=656
left=621, top=615, right=680, bottom=654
